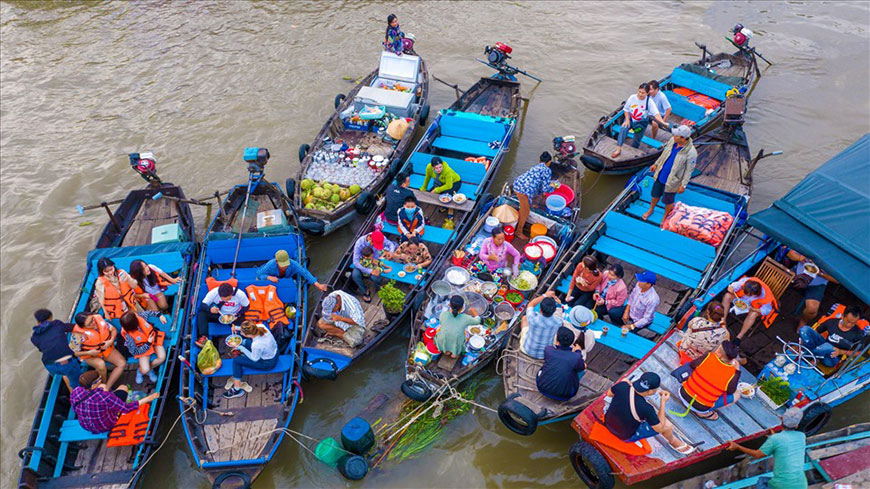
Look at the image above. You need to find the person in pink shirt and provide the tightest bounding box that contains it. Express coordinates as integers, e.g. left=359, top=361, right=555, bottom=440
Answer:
left=478, top=226, right=521, bottom=275
left=593, top=263, right=628, bottom=321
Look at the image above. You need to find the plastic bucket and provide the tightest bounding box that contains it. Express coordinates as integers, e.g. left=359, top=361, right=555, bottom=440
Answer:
left=545, top=183, right=575, bottom=206
left=546, top=195, right=567, bottom=213
left=503, top=225, right=515, bottom=242
left=529, top=223, right=547, bottom=239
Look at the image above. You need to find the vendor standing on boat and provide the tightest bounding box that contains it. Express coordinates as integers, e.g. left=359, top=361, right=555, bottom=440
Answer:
left=95, top=257, right=143, bottom=319
left=512, top=151, right=554, bottom=239
left=129, top=259, right=180, bottom=312
left=478, top=226, right=521, bottom=275
left=647, top=80, right=672, bottom=139
left=31, top=309, right=82, bottom=392
left=728, top=407, right=808, bottom=489
left=384, top=171, right=415, bottom=226
left=641, top=125, right=697, bottom=222
left=435, top=295, right=481, bottom=359
left=420, top=157, right=462, bottom=195
left=255, top=250, right=328, bottom=292
left=383, top=14, right=404, bottom=55
left=352, top=229, right=397, bottom=303
left=610, top=82, right=670, bottom=159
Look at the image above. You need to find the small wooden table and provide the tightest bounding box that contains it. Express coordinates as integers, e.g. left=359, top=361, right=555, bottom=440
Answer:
left=411, top=189, right=475, bottom=213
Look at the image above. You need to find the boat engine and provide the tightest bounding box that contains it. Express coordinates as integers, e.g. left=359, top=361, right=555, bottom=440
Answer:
left=731, top=24, right=754, bottom=48
left=551, top=135, right=578, bottom=172
left=484, top=42, right=513, bottom=67
left=129, top=151, right=162, bottom=186
left=243, top=146, right=270, bottom=176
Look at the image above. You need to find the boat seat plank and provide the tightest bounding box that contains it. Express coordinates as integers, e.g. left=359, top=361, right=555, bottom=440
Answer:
left=438, top=113, right=508, bottom=143
left=625, top=201, right=666, bottom=225
left=409, top=152, right=488, bottom=185
left=205, top=235, right=301, bottom=266
left=637, top=177, right=737, bottom=214
left=588, top=319, right=656, bottom=359
left=662, top=90, right=707, bottom=122
left=650, top=313, right=671, bottom=335
left=205, top=354, right=293, bottom=377
left=736, top=369, right=784, bottom=429
left=431, top=135, right=499, bottom=158
left=59, top=420, right=109, bottom=442
left=670, top=68, right=732, bottom=101
left=593, top=236, right=701, bottom=288
left=604, top=212, right=716, bottom=268
left=381, top=222, right=454, bottom=245
left=609, top=125, right=664, bottom=150
left=408, top=174, right=479, bottom=199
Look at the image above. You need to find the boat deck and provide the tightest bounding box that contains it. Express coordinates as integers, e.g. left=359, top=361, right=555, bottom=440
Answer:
left=121, top=193, right=182, bottom=246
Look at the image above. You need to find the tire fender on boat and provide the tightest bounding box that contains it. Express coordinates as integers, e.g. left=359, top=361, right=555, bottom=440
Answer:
left=334, top=93, right=346, bottom=109
left=388, top=158, right=402, bottom=179
left=354, top=191, right=376, bottom=215
left=212, top=471, right=251, bottom=489
left=798, top=402, right=832, bottom=436
left=400, top=378, right=432, bottom=402
left=579, top=154, right=604, bottom=172
left=569, top=441, right=614, bottom=489
left=497, top=393, right=539, bottom=436
left=298, top=144, right=310, bottom=164
left=299, top=219, right=326, bottom=236
left=419, top=104, right=430, bottom=125
left=303, top=357, right=339, bottom=381
left=285, top=178, right=296, bottom=201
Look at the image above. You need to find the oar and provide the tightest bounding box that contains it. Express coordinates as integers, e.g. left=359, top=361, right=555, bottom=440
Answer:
left=433, top=75, right=465, bottom=100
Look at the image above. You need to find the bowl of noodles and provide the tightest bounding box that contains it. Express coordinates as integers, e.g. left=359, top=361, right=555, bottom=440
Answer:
left=219, top=314, right=235, bottom=325
left=225, top=335, right=243, bottom=348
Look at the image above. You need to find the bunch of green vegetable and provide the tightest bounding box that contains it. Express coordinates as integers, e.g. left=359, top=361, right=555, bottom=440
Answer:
left=378, top=280, right=406, bottom=314
left=758, top=375, right=792, bottom=406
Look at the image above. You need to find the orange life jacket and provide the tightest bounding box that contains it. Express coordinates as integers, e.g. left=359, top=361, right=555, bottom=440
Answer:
left=106, top=402, right=151, bottom=447
left=120, top=315, right=165, bottom=358
left=134, top=265, right=172, bottom=307
left=682, top=352, right=738, bottom=409
left=205, top=277, right=238, bottom=291
left=815, top=304, right=870, bottom=333
left=735, top=277, right=778, bottom=328
left=244, top=284, right=290, bottom=328
left=99, top=275, right=137, bottom=319
left=73, top=315, right=112, bottom=354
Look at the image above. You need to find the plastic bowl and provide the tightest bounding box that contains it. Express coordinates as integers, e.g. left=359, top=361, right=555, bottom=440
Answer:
left=545, top=182, right=575, bottom=206
left=546, top=194, right=567, bottom=213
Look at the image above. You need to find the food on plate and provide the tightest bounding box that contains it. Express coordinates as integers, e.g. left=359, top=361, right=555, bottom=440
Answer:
left=404, top=264, right=417, bottom=273
left=505, top=291, right=523, bottom=304
left=492, top=295, right=504, bottom=304
left=445, top=267, right=470, bottom=285
left=219, top=314, right=236, bottom=324
left=397, top=271, right=406, bottom=278
left=733, top=299, right=749, bottom=310
left=225, top=335, right=243, bottom=348
left=415, top=274, right=423, bottom=280
left=439, top=194, right=452, bottom=203
left=804, top=263, right=819, bottom=275
left=737, top=382, right=756, bottom=398
left=509, top=271, right=538, bottom=291
left=452, top=193, right=467, bottom=204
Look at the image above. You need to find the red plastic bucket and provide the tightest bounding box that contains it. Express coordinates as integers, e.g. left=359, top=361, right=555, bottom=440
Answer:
left=545, top=183, right=575, bottom=206
left=504, top=225, right=515, bottom=242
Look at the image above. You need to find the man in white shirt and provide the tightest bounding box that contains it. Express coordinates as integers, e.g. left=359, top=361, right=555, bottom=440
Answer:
left=197, top=283, right=250, bottom=337
left=611, top=83, right=671, bottom=159
left=648, top=80, right=672, bottom=138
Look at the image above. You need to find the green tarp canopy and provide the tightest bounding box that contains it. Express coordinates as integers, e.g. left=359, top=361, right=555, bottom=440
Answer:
left=748, top=134, right=870, bottom=304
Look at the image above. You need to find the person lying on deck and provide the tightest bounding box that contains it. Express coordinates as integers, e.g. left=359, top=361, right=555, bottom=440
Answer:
left=593, top=263, right=628, bottom=322
left=677, top=301, right=729, bottom=364
left=641, top=125, right=696, bottom=223
left=31, top=308, right=82, bottom=392
left=678, top=341, right=742, bottom=421
left=420, top=157, right=462, bottom=195
left=566, top=255, right=604, bottom=308
left=392, top=237, right=433, bottom=268
left=129, top=259, right=181, bottom=312
left=95, top=257, right=143, bottom=320
left=520, top=293, right=563, bottom=359
left=720, top=277, right=775, bottom=344
left=383, top=14, right=404, bottom=56
left=318, top=290, right=366, bottom=345
left=512, top=151, right=554, bottom=239
left=478, top=225, right=521, bottom=275
left=786, top=249, right=839, bottom=329
left=536, top=326, right=586, bottom=401
left=611, top=82, right=671, bottom=159
left=384, top=171, right=415, bottom=226
left=255, top=249, right=327, bottom=292
left=352, top=230, right=397, bottom=303
left=222, top=321, right=278, bottom=399
left=71, top=370, right=158, bottom=435
left=728, top=407, right=808, bottom=489
left=73, top=311, right=127, bottom=389
left=197, top=283, right=249, bottom=338
left=120, top=311, right=166, bottom=385
left=647, top=80, right=672, bottom=139
left=435, top=295, right=481, bottom=359
left=798, top=305, right=867, bottom=367
left=607, top=270, right=660, bottom=340
left=397, top=195, right=426, bottom=242
left=604, top=372, right=695, bottom=454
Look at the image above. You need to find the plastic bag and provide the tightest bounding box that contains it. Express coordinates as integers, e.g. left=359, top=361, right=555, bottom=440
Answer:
left=196, top=340, right=222, bottom=375
left=662, top=202, right=733, bottom=247
left=343, top=325, right=366, bottom=348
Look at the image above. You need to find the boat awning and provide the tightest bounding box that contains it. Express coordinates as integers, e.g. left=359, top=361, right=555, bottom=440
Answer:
left=748, top=134, right=870, bottom=304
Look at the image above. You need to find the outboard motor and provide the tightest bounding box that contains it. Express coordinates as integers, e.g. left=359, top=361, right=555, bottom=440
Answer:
left=129, top=151, right=162, bottom=186
left=731, top=23, right=754, bottom=48
left=484, top=42, right=513, bottom=67
left=551, top=135, right=578, bottom=174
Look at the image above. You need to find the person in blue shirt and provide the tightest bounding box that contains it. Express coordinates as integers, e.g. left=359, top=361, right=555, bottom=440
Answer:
left=641, top=125, right=697, bottom=222
left=536, top=326, right=586, bottom=400
left=255, top=250, right=327, bottom=292
left=512, top=152, right=553, bottom=239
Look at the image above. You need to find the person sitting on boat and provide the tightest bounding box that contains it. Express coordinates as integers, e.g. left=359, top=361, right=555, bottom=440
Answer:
left=647, top=80, right=672, bottom=139
left=678, top=340, right=742, bottom=420
left=222, top=321, right=278, bottom=399
left=787, top=249, right=839, bottom=329
left=677, top=302, right=729, bottom=364
left=607, top=270, right=660, bottom=339
left=720, top=276, right=775, bottom=343
left=31, top=308, right=82, bottom=392
left=640, top=125, right=697, bottom=222
left=71, top=370, right=158, bottom=435
left=318, top=290, right=366, bottom=344
left=397, top=195, right=426, bottom=242
left=512, top=151, right=554, bottom=239
left=128, top=259, right=180, bottom=312
left=420, top=157, right=462, bottom=195
left=565, top=305, right=597, bottom=360
left=120, top=311, right=166, bottom=385
left=798, top=305, right=867, bottom=367
left=352, top=229, right=397, bottom=303
left=95, top=257, right=143, bottom=320
left=384, top=171, right=415, bottom=226
left=520, top=292, right=563, bottom=359
left=383, top=14, right=404, bottom=56
left=72, top=311, right=127, bottom=389
left=728, top=407, right=808, bottom=489
left=536, top=326, right=586, bottom=401
left=604, top=372, right=694, bottom=454
left=255, top=249, right=328, bottom=292
left=566, top=255, right=603, bottom=308
left=435, top=295, right=482, bottom=359
left=610, top=82, right=671, bottom=159
left=478, top=226, right=521, bottom=275
left=592, top=263, right=628, bottom=322
left=196, top=282, right=249, bottom=338
left=392, top=236, right=433, bottom=268
left=359, top=246, right=392, bottom=275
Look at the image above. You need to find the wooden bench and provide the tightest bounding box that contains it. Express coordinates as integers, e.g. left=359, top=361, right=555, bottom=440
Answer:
left=431, top=136, right=499, bottom=158
left=669, top=68, right=732, bottom=101
left=381, top=222, right=454, bottom=245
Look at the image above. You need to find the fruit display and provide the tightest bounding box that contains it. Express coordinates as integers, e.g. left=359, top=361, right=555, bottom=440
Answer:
left=300, top=179, right=362, bottom=212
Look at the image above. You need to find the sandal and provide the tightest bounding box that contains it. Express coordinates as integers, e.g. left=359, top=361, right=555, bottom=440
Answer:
left=695, top=410, right=719, bottom=421
left=362, top=294, right=372, bottom=303
left=674, top=442, right=696, bottom=455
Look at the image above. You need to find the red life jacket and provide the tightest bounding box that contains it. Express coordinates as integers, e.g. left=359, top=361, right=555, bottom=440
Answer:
left=735, top=277, right=778, bottom=328
left=245, top=284, right=290, bottom=328
left=106, top=402, right=151, bottom=447
left=120, top=315, right=165, bottom=359
left=73, top=315, right=113, bottom=357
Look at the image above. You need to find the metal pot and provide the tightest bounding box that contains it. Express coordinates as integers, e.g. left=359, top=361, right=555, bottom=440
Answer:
left=431, top=280, right=453, bottom=302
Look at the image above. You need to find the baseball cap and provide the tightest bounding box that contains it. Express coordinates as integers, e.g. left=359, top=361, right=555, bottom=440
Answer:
left=636, top=270, right=657, bottom=285
left=673, top=125, right=692, bottom=138
left=370, top=230, right=385, bottom=250
left=633, top=372, right=661, bottom=392
left=782, top=407, right=802, bottom=429
left=275, top=250, right=291, bottom=268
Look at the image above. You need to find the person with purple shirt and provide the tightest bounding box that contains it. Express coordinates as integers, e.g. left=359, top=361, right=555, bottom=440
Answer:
left=70, top=370, right=158, bottom=434
left=478, top=226, right=521, bottom=275
left=606, top=270, right=660, bottom=339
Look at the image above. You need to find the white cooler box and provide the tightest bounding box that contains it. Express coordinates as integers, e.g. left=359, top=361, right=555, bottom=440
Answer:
left=353, top=51, right=421, bottom=118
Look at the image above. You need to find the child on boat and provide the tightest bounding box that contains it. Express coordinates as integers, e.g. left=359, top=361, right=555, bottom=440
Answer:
left=359, top=246, right=392, bottom=275
left=397, top=195, right=426, bottom=241
left=383, top=14, right=404, bottom=55
left=120, top=311, right=166, bottom=385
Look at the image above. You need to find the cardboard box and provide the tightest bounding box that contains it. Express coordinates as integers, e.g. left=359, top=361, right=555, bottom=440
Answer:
left=256, top=209, right=287, bottom=230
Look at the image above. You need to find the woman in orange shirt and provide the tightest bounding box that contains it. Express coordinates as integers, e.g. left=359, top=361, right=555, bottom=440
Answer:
left=566, top=255, right=604, bottom=308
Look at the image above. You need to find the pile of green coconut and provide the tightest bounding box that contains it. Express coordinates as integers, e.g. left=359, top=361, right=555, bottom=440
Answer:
left=299, top=179, right=362, bottom=211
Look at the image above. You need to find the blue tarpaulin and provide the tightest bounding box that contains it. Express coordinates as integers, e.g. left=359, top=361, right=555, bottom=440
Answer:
left=748, top=134, right=870, bottom=304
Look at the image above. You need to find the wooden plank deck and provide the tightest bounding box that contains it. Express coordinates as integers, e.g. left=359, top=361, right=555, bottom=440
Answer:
left=121, top=194, right=179, bottom=246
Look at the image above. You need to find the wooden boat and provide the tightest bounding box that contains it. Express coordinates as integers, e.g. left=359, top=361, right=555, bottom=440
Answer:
left=178, top=149, right=308, bottom=488
left=497, top=126, right=756, bottom=436
left=293, top=49, right=430, bottom=235
left=568, top=135, right=870, bottom=489
left=300, top=47, right=531, bottom=380
left=18, top=158, right=197, bottom=489
left=400, top=193, right=576, bottom=401
left=580, top=38, right=761, bottom=175
left=664, top=423, right=870, bottom=489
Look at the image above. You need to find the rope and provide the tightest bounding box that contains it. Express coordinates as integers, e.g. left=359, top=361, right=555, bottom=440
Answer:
left=203, top=426, right=357, bottom=458
left=128, top=404, right=194, bottom=483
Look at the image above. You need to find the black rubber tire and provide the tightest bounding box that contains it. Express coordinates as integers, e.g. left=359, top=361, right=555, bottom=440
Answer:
left=419, top=104, right=430, bottom=125
left=212, top=470, right=251, bottom=489
left=354, top=191, right=376, bottom=215
left=498, top=396, right=539, bottom=436
left=302, top=357, right=338, bottom=381
left=298, top=219, right=326, bottom=236
left=400, top=379, right=432, bottom=402
left=798, top=402, right=832, bottom=436
left=580, top=154, right=604, bottom=172
left=337, top=454, right=369, bottom=481
left=388, top=158, right=402, bottom=179
left=569, top=441, right=614, bottom=489
left=334, top=93, right=346, bottom=109
left=285, top=178, right=296, bottom=201
left=298, top=144, right=310, bottom=164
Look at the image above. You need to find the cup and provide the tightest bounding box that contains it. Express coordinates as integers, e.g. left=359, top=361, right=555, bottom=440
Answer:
left=601, top=325, right=609, bottom=335
left=621, top=326, right=629, bottom=337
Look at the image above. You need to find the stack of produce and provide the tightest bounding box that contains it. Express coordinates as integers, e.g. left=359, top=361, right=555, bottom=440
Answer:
left=300, top=179, right=362, bottom=212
